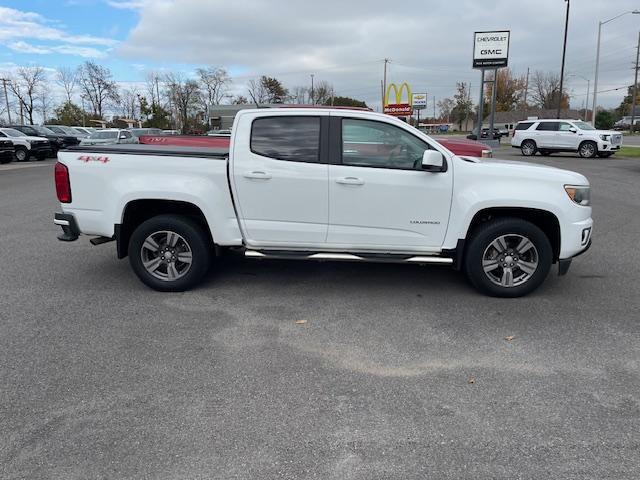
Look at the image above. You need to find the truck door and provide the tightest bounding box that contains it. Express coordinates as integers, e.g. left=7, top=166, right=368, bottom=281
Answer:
left=231, top=114, right=329, bottom=247
left=326, top=116, right=453, bottom=250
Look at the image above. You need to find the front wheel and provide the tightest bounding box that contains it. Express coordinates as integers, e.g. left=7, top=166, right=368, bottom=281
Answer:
left=128, top=214, right=212, bottom=292
left=578, top=141, right=597, bottom=158
left=520, top=140, right=537, bottom=156
left=464, top=218, right=552, bottom=297
left=14, top=146, right=29, bottom=162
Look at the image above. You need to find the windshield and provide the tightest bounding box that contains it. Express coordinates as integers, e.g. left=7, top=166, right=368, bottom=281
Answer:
left=33, top=126, right=56, bottom=135
left=60, top=126, right=81, bottom=134
left=2, top=128, right=26, bottom=137
left=573, top=121, right=595, bottom=131
left=89, top=131, right=118, bottom=139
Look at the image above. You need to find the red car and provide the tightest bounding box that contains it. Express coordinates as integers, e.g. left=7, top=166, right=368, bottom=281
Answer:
left=139, top=133, right=492, bottom=158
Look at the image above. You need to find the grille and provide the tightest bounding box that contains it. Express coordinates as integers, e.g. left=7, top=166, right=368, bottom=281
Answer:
left=611, top=134, right=622, bottom=146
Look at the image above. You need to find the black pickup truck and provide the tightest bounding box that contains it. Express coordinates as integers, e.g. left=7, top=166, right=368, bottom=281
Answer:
left=0, top=138, right=14, bottom=164
left=10, top=125, right=80, bottom=156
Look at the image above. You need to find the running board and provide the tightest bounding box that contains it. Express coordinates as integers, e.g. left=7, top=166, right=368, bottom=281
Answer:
left=244, top=250, right=453, bottom=265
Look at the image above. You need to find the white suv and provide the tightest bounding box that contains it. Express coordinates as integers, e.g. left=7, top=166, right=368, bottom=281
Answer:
left=511, top=119, right=623, bottom=158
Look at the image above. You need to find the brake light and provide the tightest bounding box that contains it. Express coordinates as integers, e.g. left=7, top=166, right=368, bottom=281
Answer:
left=54, top=162, right=71, bottom=203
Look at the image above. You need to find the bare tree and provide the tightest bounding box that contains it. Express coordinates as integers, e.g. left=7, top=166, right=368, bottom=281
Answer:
left=165, top=73, right=201, bottom=132
left=530, top=71, right=569, bottom=110
left=145, top=71, right=163, bottom=107
left=437, top=97, right=455, bottom=122
left=290, top=86, right=310, bottom=104
left=38, top=89, right=53, bottom=123
left=312, top=80, right=333, bottom=105
left=78, top=61, right=120, bottom=118
left=247, top=78, right=268, bottom=104
left=9, top=66, right=46, bottom=124
left=231, top=95, right=249, bottom=105
left=197, top=67, right=231, bottom=108
left=118, top=87, right=139, bottom=120
left=56, top=66, right=78, bottom=104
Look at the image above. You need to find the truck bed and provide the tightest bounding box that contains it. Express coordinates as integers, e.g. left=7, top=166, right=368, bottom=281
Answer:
left=66, top=144, right=229, bottom=158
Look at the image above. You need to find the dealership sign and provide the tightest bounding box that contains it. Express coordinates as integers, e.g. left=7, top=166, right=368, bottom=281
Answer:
left=473, top=30, right=510, bottom=68
left=412, top=93, right=427, bottom=110
left=384, top=82, right=412, bottom=116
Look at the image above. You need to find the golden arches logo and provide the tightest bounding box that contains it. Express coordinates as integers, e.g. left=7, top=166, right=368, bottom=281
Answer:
left=384, top=82, right=412, bottom=106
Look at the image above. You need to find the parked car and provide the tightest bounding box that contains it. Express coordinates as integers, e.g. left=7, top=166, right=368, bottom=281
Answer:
left=80, top=129, right=138, bottom=146
left=0, top=127, right=51, bottom=161
left=54, top=107, right=592, bottom=297
left=511, top=119, right=622, bottom=158
left=0, top=138, right=14, bottom=164
left=162, top=130, right=180, bottom=135
left=10, top=125, right=80, bottom=156
left=72, top=127, right=95, bottom=136
left=480, top=127, right=501, bottom=140
left=206, top=129, right=232, bottom=136
left=128, top=128, right=163, bottom=138
left=139, top=131, right=493, bottom=157
left=46, top=124, right=89, bottom=139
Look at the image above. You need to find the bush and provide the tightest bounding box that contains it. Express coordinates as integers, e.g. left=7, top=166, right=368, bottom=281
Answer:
left=595, top=110, right=615, bottom=130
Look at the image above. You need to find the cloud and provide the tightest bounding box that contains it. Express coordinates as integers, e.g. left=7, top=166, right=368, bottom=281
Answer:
left=116, top=0, right=639, bottom=109
left=0, top=6, right=118, bottom=47
left=8, top=40, right=107, bottom=59
left=106, top=0, right=149, bottom=9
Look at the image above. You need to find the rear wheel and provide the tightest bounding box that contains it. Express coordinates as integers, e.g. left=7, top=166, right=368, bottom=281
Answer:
left=578, top=141, right=597, bottom=158
left=520, top=140, right=537, bottom=156
left=128, top=214, right=212, bottom=292
left=464, top=218, right=552, bottom=297
left=14, top=146, right=29, bottom=162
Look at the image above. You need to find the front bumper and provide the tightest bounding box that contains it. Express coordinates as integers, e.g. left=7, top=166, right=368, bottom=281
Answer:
left=558, top=216, right=593, bottom=275
left=54, top=212, right=80, bottom=241
left=598, top=140, right=621, bottom=152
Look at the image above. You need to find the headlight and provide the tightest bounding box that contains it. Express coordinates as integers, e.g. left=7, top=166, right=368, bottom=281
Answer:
left=600, top=134, right=610, bottom=141
left=564, top=185, right=591, bottom=206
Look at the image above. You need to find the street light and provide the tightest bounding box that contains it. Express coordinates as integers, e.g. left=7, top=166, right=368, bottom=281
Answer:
left=592, top=9, right=640, bottom=123
left=567, top=73, right=590, bottom=120
left=557, top=0, right=570, bottom=119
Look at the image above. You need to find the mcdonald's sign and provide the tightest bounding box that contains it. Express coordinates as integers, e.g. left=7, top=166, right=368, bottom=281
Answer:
left=383, top=82, right=412, bottom=116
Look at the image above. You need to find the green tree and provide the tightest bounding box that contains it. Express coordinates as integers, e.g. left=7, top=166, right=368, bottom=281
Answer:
left=615, top=85, right=639, bottom=117
left=452, top=82, right=473, bottom=130
left=143, top=102, right=172, bottom=129
left=260, top=76, right=288, bottom=103
left=595, top=110, right=615, bottom=130
left=324, top=96, right=367, bottom=108
left=50, top=101, right=85, bottom=125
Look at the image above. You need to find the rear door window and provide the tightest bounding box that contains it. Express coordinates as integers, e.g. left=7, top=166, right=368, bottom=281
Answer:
left=515, top=122, right=533, bottom=131
left=251, top=116, right=320, bottom=163
left=535, top=122, right=558, bottom=131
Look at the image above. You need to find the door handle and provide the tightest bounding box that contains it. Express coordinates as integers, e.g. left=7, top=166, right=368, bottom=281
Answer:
left=336, top=176, right=364, bottom=185
left=243, top=171, right=272, bottom=180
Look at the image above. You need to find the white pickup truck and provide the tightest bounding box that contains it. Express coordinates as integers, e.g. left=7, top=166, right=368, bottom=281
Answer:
left=53, top=108, right=592, bottom=297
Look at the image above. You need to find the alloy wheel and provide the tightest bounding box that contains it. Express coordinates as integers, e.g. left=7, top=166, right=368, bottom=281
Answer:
left=140, top=230, right=193, bottom=281
left=482, top=234, right=539, bottom=288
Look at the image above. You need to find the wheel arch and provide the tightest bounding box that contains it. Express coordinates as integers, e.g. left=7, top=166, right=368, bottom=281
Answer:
left=117, top=199, right=214, bottom=259
left=464, top=207, right=561, bottom=262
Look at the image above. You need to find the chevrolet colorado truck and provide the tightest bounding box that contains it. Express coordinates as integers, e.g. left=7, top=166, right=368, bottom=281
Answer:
left=54, top=108, right=593, bottom=297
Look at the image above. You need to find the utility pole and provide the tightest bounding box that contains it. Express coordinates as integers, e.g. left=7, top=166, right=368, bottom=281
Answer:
left=433, top=96, right=436, bottom=120
left=0, top=78, right=11, bottom=124
left=631, top=31, right=640, bottom=133
left=557, top=0, right=570, bottom=119
left=523, top=67, right=530, bottom=119
left=310, top=74, right=315, bottom=105
left=382, top=58, right=389, bottom=110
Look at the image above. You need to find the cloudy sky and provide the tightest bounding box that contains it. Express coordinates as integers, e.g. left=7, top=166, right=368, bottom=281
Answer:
left=0, top=0, right=638, bottom=113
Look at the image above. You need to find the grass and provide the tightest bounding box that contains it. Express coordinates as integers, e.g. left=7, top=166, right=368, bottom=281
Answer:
left=616, top=146, right=640, bottom=158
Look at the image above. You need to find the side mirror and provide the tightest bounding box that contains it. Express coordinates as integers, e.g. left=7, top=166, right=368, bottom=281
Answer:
left=421, top=150, right=445, bottom=172
left=569, top=127, right=577, bottom=133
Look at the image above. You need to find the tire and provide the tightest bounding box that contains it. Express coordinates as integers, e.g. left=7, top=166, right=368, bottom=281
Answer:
left=464, top=217, right=552, bottom=298
left=578, top=141, right=597, bottom=158
left=597, top=152, right=613, bottom=158
left=520, top=140, right=537, bottom=156
left=128, top=214, right=212, bottom=292
left=14, top=146, right=29, bottom=162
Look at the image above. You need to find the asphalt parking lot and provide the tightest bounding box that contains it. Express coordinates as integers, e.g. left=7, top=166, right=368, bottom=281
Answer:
left=1, top=148, right=639, bottom=479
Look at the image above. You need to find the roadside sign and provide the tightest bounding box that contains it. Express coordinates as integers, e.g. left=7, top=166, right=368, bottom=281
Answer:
left=412, top=93, right=427, bottom=110
left=384, top=82, right=412, bottom=116
left=473, top=31, right=510, bottom=68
